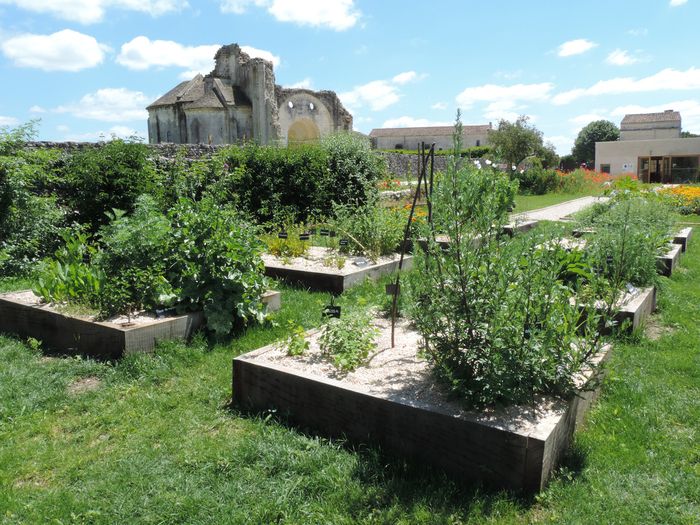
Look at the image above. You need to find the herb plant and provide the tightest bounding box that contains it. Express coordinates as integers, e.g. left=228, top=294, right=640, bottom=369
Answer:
left=318, top=310, right=378, bottom=372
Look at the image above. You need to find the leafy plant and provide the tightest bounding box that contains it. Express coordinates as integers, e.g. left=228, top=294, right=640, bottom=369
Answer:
left=168, top=197, right=268, bottom=337
left=262, top=222, right=310, bottom=260
left=318, top=310, right=378, bottom=372
left=331, top=201, right=405, bottom=260
left=33, top=230, right=104, bottom=308
left=284, top=320, right=309, bottom=356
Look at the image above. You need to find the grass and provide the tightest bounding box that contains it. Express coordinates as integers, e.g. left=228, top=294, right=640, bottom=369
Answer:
left=1, top=233, right=698, bottom=523
left=513, top=192, right=599, bottom=213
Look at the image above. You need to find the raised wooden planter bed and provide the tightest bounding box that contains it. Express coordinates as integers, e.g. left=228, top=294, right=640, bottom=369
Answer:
left=673, top=227, right=693, bottom=253
left=502, top=220, right=539, bottom=236
left=0, top=289, right=281, bottom=358
left=263, top=247, right=413, bottom=294
left=233, top=318, right=610, bottom=493
left=657, top=243, right=682, bottom=277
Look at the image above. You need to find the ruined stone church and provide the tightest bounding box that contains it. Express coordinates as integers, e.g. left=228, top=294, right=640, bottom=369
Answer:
left=147, top=44, right=353, bottom=146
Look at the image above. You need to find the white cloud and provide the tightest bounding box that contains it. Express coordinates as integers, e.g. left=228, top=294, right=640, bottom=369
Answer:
left=391, top=71, right=425, bottom=84
left=220, top=0, right=360, bottom=30
left=557, top=38, right=597, bottom=57
left=552, top=67, right=700, bottom=105
left=456, top=82, right=554, bottom=109
left=611, top=99, right=700, bottom=134
left=286, top=78, right=313, bottom=89
left=382, top=116, right=451, bottom=128
left=340, top=80, right=399, bottom=111
left=0, top=0, right=188, bottom=24
left=62, top=125, right=146, bottom=141
left=626, top=27, right=648, bottom=37
left=117, top=36, right=218, bottom=72
left=240, top=45, right=280, bottom=67
left=431, top=102, right=447, bottom=110
left=1, top=29, right=108, bottom=71
left=54, top=88, right=151, bottom=122
left=220, top=0, right=266, bottom=14
left=605, top=49, right=640, bottom=66
left=29, top=105, right=46, bottom=113
left=117, top=37, right=279, bottom=78
left=0, top=115, right=19, bottom=126
left=670, top=0, right=687, bottom=6
left=545, top=135, right=574, bottom=155
left=569, top=113, right=608, bottom=126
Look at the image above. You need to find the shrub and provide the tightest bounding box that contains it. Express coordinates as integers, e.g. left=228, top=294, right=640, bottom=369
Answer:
left=407, top=128, right=600, bottom=408
left=168, top=198, right=268, bottom=337
left=95, top=195, right=174, bottom=317
left=0, top=149, right=72, bottom=276
left=513, top=164, right=559, bottom=195
left=64, top=139, right=160, bottom=231
left=321, top=132, right=383, bottom=208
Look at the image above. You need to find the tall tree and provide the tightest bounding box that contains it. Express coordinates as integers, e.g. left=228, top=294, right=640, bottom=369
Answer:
left=572, top=120, right=619, bottom=166
left=488, top=116, right=543, bottom=168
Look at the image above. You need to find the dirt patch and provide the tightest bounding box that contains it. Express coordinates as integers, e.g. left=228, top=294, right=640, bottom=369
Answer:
left=13, top=475, right=49, bottom=489
left=644, top=316, right=675, bottom=341
left=67, top=376, right=102, bottom=395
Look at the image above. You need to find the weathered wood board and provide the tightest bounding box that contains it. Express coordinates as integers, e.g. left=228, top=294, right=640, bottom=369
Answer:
left=233, top=334, right=611, bottom=493
left=264, top=256, right=413, bottom=294
left=673, top=227, right=693, bottom=253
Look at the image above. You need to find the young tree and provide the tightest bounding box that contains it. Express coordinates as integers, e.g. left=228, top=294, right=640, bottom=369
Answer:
left=572, top=120, right=620, bottom=166
left=488, top=116, right=543, bottom=168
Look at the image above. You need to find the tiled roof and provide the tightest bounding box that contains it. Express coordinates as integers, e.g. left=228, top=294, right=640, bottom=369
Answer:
left=148, top=74, right=252, bottom=110
left=369, top=125, right=491, bottom=138
left=621, top=111, right=681, bottom=124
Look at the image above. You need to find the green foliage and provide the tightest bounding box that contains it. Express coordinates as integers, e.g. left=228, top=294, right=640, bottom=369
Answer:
left=64, top=139, right=160, bottom=231
left=580, top=196, right=675, bottom=288
left=33, top=231, right=104, bottom=307
left=0, top=120, right=39, bottom=156
left=513, top=162, right=559, bottom=195
left=407, top=122, right=600, bottom=407
left=379, top=145, right=492, bottom=157
left=318, top=310, right=378, bottom=371
left=572, top=120, right=620, bottom=166
left=261, top=222, right=310, bottom=260
left=331, top=201, right=405, bottom=260
left=210, top=133, right=382, bottom=224
left=168, top=197, right=268, bottom=337
left=488, top=115, right=544, bottom=168
left=284, top=320, right=309, bottom=356
left=321, top=132, right=383, bottom=207
left=95, top=195, right=174, bottom=317
left=559, top=154, right=578, bottom=171
left=0, top=126, right=70, bottom=276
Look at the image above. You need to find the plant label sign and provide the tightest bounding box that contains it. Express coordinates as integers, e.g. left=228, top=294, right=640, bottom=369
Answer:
left=319, top=229, right=330, bottom=237
left=353, top=257, right=369, bottom=267
left=339, top=239, right=349, bottom=247
left=299, top=233, right=310, bottom=241
left=278, top=232, right=288, bottom=239
left=322, top=305, right=341, bottom=318
left=329, top=231, right=337, bottom=238
left=385, top=283, right=399, bottom=295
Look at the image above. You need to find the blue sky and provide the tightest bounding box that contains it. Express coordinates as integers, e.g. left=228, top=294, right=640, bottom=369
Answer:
left=0, top=0, right=699, bottom=153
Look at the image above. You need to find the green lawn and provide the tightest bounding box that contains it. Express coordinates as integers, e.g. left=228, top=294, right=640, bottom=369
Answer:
left=513, top=192, right=598, bottom=213
left=1, top=234, right=698, bottom=524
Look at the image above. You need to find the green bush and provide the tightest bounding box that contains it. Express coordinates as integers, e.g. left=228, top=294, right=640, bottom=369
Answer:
left=64, top=139, right=161, bottom=231
left=513, top=164, right=559, bottom=195
left=407, top=144, right=601, bottom=407
left=0, top=146, right=72, bottom=276
left=95, top=195, right=174, bottom=317
left=168, top=198, right=268, bottom=337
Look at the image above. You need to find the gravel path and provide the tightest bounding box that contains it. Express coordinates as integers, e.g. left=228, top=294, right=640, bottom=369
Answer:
left=510, top=196, right=608, bottom=222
